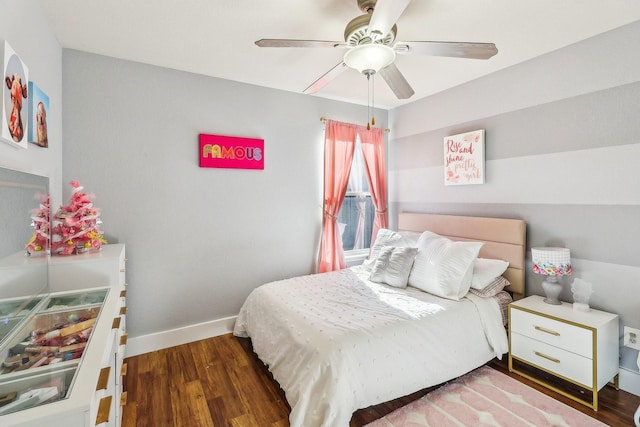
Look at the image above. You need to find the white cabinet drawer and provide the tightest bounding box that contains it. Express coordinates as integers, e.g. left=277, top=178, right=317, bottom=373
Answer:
left=510, top=307, right=592, bottom=358
left=511, top=332, right=592, bottom=387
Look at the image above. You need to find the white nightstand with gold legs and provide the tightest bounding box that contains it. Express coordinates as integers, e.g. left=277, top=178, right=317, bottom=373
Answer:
left=508, top=295, right=619, bottom=411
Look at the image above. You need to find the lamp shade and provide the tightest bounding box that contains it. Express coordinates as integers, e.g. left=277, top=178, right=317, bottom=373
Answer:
left=343, top=44, right=396, bottom=73
left=532, top=247, right=572, bottom=276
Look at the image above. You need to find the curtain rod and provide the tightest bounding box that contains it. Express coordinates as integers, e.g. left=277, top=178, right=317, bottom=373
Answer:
left=320, top=117, right=390, bottom=133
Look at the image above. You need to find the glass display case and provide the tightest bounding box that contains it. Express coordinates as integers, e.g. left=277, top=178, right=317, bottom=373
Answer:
left=0, top=167, right=127, bottom=426
left=0, top=288, right=109, bottom=415
left=0, top=296, right=44, bottom=346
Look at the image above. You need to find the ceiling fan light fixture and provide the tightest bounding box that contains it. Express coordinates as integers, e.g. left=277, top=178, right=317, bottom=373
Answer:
left=343, top=44, right=396, bottom=74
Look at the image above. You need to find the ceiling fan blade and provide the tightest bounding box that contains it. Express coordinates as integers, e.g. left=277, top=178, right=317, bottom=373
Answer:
left=378, top=63, right=414, bottom=99
left=255, top=39, right=346, bottom=48
left=303, top=62, right=349, bottom=94
left=368, top=0, right=412, bottom=40
left=396, top=41, right=498, bottom=60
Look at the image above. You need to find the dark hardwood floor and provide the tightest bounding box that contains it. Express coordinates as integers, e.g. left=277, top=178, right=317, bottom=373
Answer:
left=122, top=333, right=640, bottom=426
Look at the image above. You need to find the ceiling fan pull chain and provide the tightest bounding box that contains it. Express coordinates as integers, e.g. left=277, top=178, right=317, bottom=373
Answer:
left=371, top=73, right=376, bottom=126
left=367, top=72, right=371, bottom=130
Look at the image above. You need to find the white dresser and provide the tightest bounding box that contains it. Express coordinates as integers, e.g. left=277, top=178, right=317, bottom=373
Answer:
left=0, top=244, right=127, bottom=427
left=508, top=295, right=618, bottom=410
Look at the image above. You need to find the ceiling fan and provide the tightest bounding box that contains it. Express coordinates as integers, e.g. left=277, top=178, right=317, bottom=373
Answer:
left=255, top=0, right=498, bottom=100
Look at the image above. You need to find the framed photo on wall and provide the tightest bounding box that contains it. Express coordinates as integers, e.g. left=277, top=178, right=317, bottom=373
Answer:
left=28, top=81, right=49, bottom=148
left=2, top=40, right=29, bottom=149
left=444, top=129, right=485, bottom=186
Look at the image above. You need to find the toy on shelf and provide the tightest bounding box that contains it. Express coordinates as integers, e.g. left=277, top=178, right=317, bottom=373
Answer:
left=51, top=181, right=107, bottom=255
left=25, top=193, right=50, bottom=255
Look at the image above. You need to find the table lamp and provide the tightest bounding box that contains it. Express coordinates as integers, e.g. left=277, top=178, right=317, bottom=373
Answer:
left=532, top=247, right=572, bottom=305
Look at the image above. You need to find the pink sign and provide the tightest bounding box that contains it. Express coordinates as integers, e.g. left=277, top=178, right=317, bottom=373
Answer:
left=199, top=133, right=264, bottom=170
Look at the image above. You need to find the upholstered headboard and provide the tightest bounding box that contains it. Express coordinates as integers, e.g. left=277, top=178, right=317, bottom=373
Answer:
left=398, top=212, right=527, bottom=300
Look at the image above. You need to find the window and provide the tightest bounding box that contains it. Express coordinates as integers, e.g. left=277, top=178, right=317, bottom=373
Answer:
left=337, top=138, right=374, bottom=252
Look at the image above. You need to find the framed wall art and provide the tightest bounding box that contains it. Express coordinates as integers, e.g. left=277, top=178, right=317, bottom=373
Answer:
left=28, top=81, right=49, bottom=148
left=2, top=40, right=29, bottom=149
left=444, top=129, right=485, bottom=186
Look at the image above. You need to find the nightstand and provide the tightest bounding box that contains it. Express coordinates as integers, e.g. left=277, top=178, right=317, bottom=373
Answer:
left=508, top=295, right=619, bottom=410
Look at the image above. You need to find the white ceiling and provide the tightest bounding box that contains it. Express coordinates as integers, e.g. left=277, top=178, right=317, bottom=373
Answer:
left=38, top=0, right=640, bottom=109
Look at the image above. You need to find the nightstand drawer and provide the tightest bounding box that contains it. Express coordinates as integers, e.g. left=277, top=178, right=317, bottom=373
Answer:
left=510, top=307, right=592, bottom=358
left=511, top=332, right=592, bottom=387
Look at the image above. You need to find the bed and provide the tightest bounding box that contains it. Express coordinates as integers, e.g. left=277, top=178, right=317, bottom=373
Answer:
left=233, top=213, right=526, bottom=427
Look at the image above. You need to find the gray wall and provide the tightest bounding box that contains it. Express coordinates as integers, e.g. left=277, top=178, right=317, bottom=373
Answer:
left=62, top=50, right=385, bottom=339
left=389, top=21, right=640, bottom=330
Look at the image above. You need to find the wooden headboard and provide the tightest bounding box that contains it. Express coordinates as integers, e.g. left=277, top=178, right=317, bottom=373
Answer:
left=398, top=212, right=527, bottom=300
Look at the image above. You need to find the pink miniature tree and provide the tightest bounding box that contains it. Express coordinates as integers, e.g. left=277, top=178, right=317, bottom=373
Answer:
left=51, top=181, right=107, bottom=255
left=26, top=193, right=51, bottom=255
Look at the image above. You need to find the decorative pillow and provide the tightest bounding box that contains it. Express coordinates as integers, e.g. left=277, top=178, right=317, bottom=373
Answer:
left=397, top=230, right=422, bottom=247
left=369, top=246, right=418, bottom=288
left=471, top=258, right=510, bottom=290
left=469, top=276, right=511, bottom=297
left=362, top=229, right=402, bottom=271
left=408, top=231, right=483, bottom=300
left=363, top=229, right=419, bottom=271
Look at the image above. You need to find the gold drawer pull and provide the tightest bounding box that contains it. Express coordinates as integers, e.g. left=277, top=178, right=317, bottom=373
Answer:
left=120, top=290, right=127, bottom=298
left=121, top=362, right=128, bottom=377
left=534, top=325, right=560, bottom=336
left=96, top=396, right=113, bottom=424
left=120, top=268, right=126, bottom=273
left=96, top=367, right=111, bottom=391
left=120, top=391, right=128, bottom=407
left=534, top=351, right=560, bottom=364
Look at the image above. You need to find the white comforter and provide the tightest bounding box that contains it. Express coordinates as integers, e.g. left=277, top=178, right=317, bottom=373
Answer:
left=233, top=266, right=508, bottom=427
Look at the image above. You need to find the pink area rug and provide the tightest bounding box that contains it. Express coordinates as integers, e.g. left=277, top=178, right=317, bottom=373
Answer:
left=366, top=366, right=607, bottom=427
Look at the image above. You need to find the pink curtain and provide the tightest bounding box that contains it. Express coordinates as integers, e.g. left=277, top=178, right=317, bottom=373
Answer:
left=318, top=120, right=357, bottom=273
left=360, top=126, right=388, bottom=244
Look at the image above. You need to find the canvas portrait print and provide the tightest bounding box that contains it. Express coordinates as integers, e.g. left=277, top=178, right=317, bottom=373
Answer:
left=28, top=81, right=49, bottom=147
left=2, top=40, right=29, bottom=149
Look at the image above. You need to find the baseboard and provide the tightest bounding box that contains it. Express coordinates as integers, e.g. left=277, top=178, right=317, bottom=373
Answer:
left=125, top=315, right=237, bottom=357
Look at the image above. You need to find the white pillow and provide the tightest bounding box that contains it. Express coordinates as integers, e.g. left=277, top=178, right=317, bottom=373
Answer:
left=471, top=258, right=510, bottom=290
left=363, top=229, right=401, bottom=271
left=408, top=231, right=483, bottom=300
left=369, top=246, right=418, bottom=288
left=469, top=276, right=511, bottom=297
left=363, top=229, right=417, bottom=271
left=397, top=230, right=422, bottom=247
